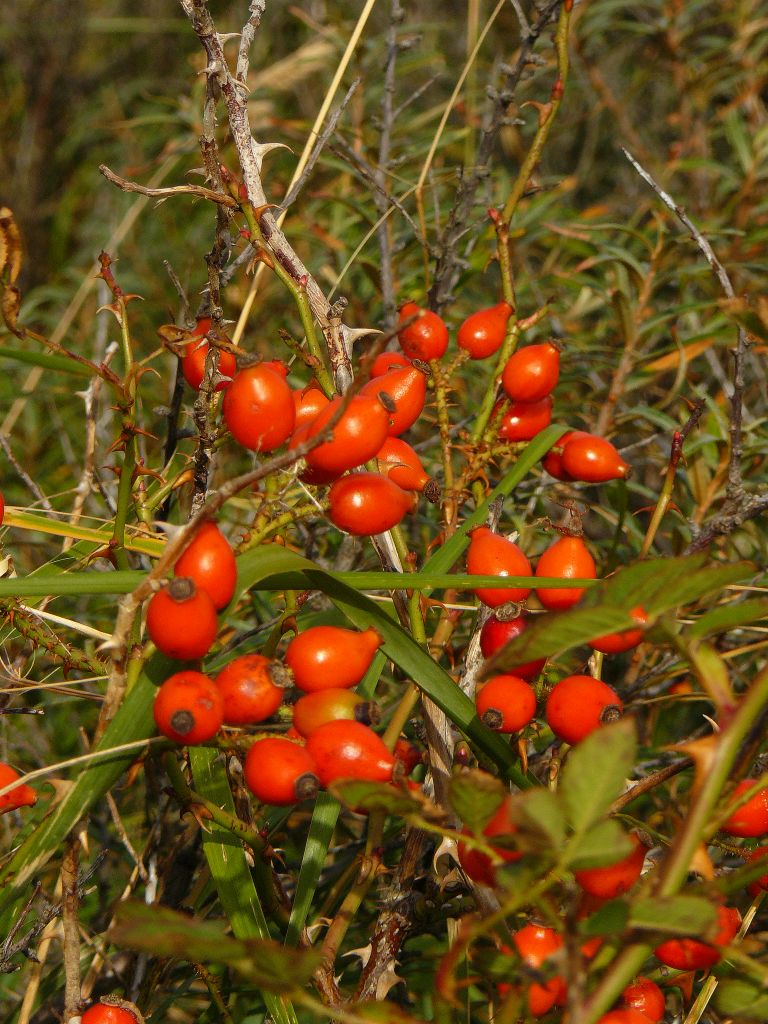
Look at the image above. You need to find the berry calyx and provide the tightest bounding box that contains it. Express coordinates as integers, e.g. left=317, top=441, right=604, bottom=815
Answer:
left=154, top=671, right=224, bottom=744
left=244, top=737, right=319, bottom=805
left=545, top=674, right=623, bottom=745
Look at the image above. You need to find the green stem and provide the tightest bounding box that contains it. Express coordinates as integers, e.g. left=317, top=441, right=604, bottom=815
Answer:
left=501, top=2, right=572, bottom=223
left=241, top=205, right=334, bottom=396
left=163, top=751, right=266, bottom=852
left=111, top=436, right=136, bottom=572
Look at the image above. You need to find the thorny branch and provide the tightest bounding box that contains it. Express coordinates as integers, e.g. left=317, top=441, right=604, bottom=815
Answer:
left=621, top=148, right=766, bottom=552
left=428, top=0, right=564, bottom=312
left=98, top=166, right=238, bottom=209
left=180, top=0, right=369, bottom=393
left=374, top=0, right=405, bottom=329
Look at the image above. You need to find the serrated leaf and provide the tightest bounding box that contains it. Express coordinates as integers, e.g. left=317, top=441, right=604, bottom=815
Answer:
left=510, top=788, right=566, bottom=849
left=110, top=901, right=320, bottom=990
left=482, top=605, right=637, bottom=673
left=564, top=820, right=633, bottom=870
left=578, top=899, right=629, bottom=937
left=598, top=556, right=754, bottom=615
left=330, top=779, right=443, bottom=821
left=448, top=771, right=506, bottom=832
left=629, top=895, right=717, bottom=936
left=715, top=980, right=768, bottom=1020
left=560, top=719, right=637, bottom=833
left=689, top=598, right=768, bottom=639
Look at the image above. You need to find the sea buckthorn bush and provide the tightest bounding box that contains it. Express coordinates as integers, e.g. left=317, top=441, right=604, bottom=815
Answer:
left=0, top=2, right=767, bottom=1023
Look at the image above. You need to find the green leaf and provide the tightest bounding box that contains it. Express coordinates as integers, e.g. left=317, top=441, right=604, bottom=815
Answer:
left=689, top=598, right=768, bottom=639
left=510, top=788, right=566, bottom=850
left=564, top=820, right=633, bottom=871
left=483, top=555, right=755, bottom=669
left=560, top=719, right=637, bottom=833
left=110, top=901, right=320, bottom=991
left=190, top=747, right=299, bottom=1024
left=578, top=899, right=630, bottom=937
left=448, top=770, right=506, bottom=832
left=0, top=346, right=99, bottom=378
left=715, top=980, right=768, bottom=1020
left=329, top=779, right=438, bottom=820
left=482, top=605, right=637, bottom=672
left=593, top=555, right=754, bottom=615
left=284, top=793, right=340, bottom=948
left=629, top=895, right=717, bottom=936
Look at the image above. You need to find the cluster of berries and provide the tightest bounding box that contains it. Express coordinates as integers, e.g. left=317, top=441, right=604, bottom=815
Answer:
left=466, top=525, right=647, bottom=743
left=178, top=300, right=629, bottom=545
left=152, top=622, right=406, bottom=806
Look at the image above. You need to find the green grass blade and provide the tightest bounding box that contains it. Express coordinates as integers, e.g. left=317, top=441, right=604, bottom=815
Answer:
left=189, top=747, right=298, bottom=1024
left=0, top=347, right=99, bottom=378
left=284, top=792, right=340, bottom=948
left=0, top=570, right=144, bottom=597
